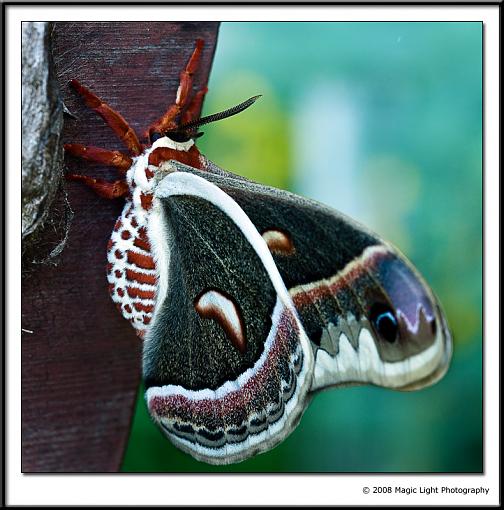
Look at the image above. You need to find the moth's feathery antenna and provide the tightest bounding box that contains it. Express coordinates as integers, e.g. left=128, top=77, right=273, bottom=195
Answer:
left=179, top=95, right=262, bottom=132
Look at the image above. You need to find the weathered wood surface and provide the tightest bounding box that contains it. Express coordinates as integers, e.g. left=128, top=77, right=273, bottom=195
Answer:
left=22, top=22, right=64, bottom=259
left=22, top=22, right=220, bottom=472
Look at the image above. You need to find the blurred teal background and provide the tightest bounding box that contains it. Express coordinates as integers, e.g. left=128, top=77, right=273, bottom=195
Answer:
left=122, top=22, right=482, bottom=472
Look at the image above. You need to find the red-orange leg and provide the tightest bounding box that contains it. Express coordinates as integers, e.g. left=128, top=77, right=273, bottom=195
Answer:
left=148, top=39, right=204, bottom=137
left=66, top=174, right=129, bottom=200
left=70, top=79, right=142, bottom=156
left=181, top=86, right=208, bottom=125
left=65, top=144, right=133, bottom=174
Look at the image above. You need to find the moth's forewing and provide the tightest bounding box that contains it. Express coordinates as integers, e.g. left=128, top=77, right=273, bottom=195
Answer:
left=144, top=171, right=314, bottom=465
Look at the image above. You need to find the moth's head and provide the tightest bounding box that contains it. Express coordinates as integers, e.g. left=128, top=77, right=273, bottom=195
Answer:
left=147, top=95, right=262, bottom=147
left=148, top=129, right=202, bottom=146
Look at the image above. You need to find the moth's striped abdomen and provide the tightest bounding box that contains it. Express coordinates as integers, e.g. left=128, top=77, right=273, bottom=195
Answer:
left=106, top=198, right=158, bottom=337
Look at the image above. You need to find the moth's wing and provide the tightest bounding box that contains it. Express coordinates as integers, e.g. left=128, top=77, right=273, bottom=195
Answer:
left=175, top=159, right=452, bottom=394
left=144, top=171, right=314, bottom=465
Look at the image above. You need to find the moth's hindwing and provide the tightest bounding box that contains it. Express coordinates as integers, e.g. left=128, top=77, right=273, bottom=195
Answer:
left=172, top=160, right=452, bottom=394
left=144, top=171, right=314, bottom=465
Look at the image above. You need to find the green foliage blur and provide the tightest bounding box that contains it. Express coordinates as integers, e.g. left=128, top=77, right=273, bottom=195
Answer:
left=122, top=22, right=482, bottom=472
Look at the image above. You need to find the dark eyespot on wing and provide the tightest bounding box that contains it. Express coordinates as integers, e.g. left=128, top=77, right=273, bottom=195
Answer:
left=370, top=303, right=398, bottom=343
left=373, top=254, right=436, bottom=335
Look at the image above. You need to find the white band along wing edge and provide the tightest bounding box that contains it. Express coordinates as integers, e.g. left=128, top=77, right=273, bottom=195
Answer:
left=311, top=327, right=446, bottom=392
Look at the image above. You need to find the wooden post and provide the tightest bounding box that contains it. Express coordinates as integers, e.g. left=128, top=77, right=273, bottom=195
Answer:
left=22, top=21, right=220, bottom=472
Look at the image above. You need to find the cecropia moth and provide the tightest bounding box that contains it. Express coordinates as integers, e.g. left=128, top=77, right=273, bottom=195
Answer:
left=65, top=39, right=452, bottom=465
